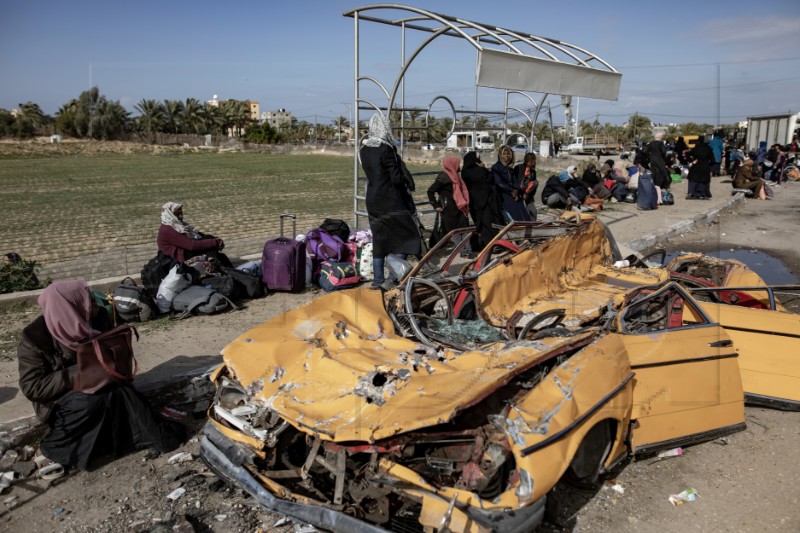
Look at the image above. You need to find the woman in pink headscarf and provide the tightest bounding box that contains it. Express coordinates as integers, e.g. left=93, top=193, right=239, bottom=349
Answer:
left=17, top=280, right=185, bottom=472
left=427, top=156, right=471, bottom=237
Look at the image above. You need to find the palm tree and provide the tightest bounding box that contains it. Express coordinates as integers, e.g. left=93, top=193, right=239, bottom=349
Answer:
left=93, top=99, right=128, bottom=140
left=161, top=99, right=184, bottom=135
left=199, top=104, right=223, bottom=135
left=180, top=98, right=203, bottom=134
left=220, top=100, right=250, bottom=137
left=134, top=99, right=164, bottom=143
left=332, top=115, right=349, bottom=142
left=55, top=101, right=78, bottom=136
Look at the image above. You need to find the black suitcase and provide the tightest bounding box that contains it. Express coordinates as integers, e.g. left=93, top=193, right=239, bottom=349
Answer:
left=262, top=214, right=306, bottom=292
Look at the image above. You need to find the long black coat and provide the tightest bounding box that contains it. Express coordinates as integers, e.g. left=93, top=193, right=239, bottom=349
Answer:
left=360, top=144, right=422, bottom=257
left=688, top=143, right=713, bottom=184
left=648, top=140, right=670, bottom=189
left=461, top=156, right=504, bottom=248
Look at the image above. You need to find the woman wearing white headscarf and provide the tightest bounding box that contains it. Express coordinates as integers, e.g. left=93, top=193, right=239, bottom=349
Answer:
left=157, top=201, right=230, bottom=265
left=359, top=113, right=422, bottom=289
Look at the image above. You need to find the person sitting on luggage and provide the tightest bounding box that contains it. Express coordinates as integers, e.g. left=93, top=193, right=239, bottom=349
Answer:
left=157, top=201, right=232, bottom=266
left=733, top=159, right=766, bottom=200
left=18, top=280, right=185, bottom=473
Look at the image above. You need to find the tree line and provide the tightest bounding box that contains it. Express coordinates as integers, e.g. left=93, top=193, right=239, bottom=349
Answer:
left=0, top=86, right=731, bottom=146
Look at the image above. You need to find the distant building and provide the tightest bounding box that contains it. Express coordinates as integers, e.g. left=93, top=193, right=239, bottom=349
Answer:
left=206, top=94, right=220, bottom=108
left=242, top=100, right=260, bottom=121
left=262, top=108, right=293, bottom=129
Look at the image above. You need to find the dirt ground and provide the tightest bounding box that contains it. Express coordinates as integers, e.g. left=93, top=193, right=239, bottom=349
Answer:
left=1, top=182, right=799, bottom=532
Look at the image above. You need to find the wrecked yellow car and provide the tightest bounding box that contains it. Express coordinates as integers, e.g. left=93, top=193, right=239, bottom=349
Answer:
left=665, top=253, right=800, bottom=410
left=201, top=218, right=745, bottom=532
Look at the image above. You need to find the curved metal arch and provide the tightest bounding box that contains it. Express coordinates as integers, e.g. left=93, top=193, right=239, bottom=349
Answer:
left=345, top=4, right=619, bottom=73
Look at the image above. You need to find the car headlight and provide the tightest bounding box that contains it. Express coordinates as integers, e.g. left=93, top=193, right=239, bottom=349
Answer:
left=213, top=377, right=288, bottom=446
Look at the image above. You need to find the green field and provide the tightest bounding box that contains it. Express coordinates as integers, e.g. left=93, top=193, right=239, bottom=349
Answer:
left=0, top=150, right=437, bottom=266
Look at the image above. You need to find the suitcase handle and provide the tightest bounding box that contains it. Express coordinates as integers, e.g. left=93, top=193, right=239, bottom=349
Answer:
left=280, top=213, right=297, bottom=238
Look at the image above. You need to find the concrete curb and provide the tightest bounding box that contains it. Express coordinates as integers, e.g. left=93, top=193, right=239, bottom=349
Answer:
left=623, top=192, right=746, bottom=252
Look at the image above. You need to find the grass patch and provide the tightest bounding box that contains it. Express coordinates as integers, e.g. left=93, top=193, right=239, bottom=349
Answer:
left=0, top=150, right=435, bottom=265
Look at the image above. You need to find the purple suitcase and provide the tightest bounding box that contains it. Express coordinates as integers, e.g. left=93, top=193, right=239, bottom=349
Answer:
left=262, top=214, right=306, bottom=292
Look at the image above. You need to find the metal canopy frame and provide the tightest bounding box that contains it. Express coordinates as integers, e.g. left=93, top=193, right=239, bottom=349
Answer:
left=344, top=4, right=621, bottom=227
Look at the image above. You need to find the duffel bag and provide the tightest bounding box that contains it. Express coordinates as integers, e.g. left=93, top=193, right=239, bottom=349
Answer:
left=171, top=285, right=238, bottom=319
left=114, top=277, right=158, bottom=322
left=221, top=266, right=265, bottom=299
left=318, top=261, right=360, bottom=292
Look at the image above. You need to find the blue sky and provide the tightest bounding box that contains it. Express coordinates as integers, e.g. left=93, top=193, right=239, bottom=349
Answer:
left=2, top=0, right=799, bottom=127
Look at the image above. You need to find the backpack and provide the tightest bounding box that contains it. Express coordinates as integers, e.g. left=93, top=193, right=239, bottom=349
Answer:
left=306, top=228, right=350, bottom=263
left=114, top=277, right=158, bottom=322
left=318, top=261, right=360, bottom=292
left=320, top=218, right=351, bottom=243
left=141, top=251, right=177, bottom=299
left=171, top=285, right=238, bottom=318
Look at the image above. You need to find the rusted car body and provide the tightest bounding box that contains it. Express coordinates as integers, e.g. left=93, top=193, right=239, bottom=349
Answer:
left=201, top=218, right=747, bottom=532
left=666, top=254, right=800, bottom=410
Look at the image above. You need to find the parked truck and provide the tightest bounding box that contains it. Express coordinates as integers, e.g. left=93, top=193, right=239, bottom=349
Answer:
left=745, top=112, right=800, bottom=151
left=565, top=135, right=621, bottom=155
left=446, top=131, right=494, bottom=152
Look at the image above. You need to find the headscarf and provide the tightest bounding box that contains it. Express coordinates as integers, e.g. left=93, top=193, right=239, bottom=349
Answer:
left=161, top=201, right=202, bottom=239
left=496, top=145, right=514, bottom=167
left=462, top=151, right=480, bottom=170
left=442, top=156, right=470, bottom=216
left=559, top=165, right=577, bottom=183
left=361, top=113, right=395, bottom=148
left=38, top=279, right=99, bottom=348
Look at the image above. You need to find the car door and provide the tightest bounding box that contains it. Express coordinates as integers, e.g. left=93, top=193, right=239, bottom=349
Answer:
left=693, top=289, right=800, bottom=409
left=615, top=283, right=745, bottom=454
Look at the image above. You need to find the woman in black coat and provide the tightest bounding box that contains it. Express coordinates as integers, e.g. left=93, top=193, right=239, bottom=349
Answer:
left=648, top=134, right=670, bottom=190
left=687, top=135, right=713, bottom=199
left=461, top=151, right=504, bottom=250
left=359, top=114, right=422, bottom=288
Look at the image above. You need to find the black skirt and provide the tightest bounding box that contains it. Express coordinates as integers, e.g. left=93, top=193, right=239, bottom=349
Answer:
left=40, top=385, right=185, bottom=470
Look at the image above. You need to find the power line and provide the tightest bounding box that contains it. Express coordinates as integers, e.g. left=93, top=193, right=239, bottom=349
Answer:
left=627, top=76, right=800, bottom=97
left=618, top=56, right=800, bottom=69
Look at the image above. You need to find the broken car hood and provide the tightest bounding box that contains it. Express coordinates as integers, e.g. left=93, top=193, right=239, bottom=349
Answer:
left=220, top=287, right=592, bottom=443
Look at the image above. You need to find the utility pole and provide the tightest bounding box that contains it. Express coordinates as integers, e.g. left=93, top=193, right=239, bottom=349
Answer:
left=716, top=63, right=720, bottom=130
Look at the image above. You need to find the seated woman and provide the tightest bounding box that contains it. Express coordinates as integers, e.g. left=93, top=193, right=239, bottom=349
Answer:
left=18, top=280, right=185, bottom=472
left=733, top=159, right=766, bottom=200
left=157, top=201, right=231, bottom=266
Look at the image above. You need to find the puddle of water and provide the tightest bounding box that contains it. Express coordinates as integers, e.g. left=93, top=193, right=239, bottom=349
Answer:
left=665, top=248, right=797, bottom=285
